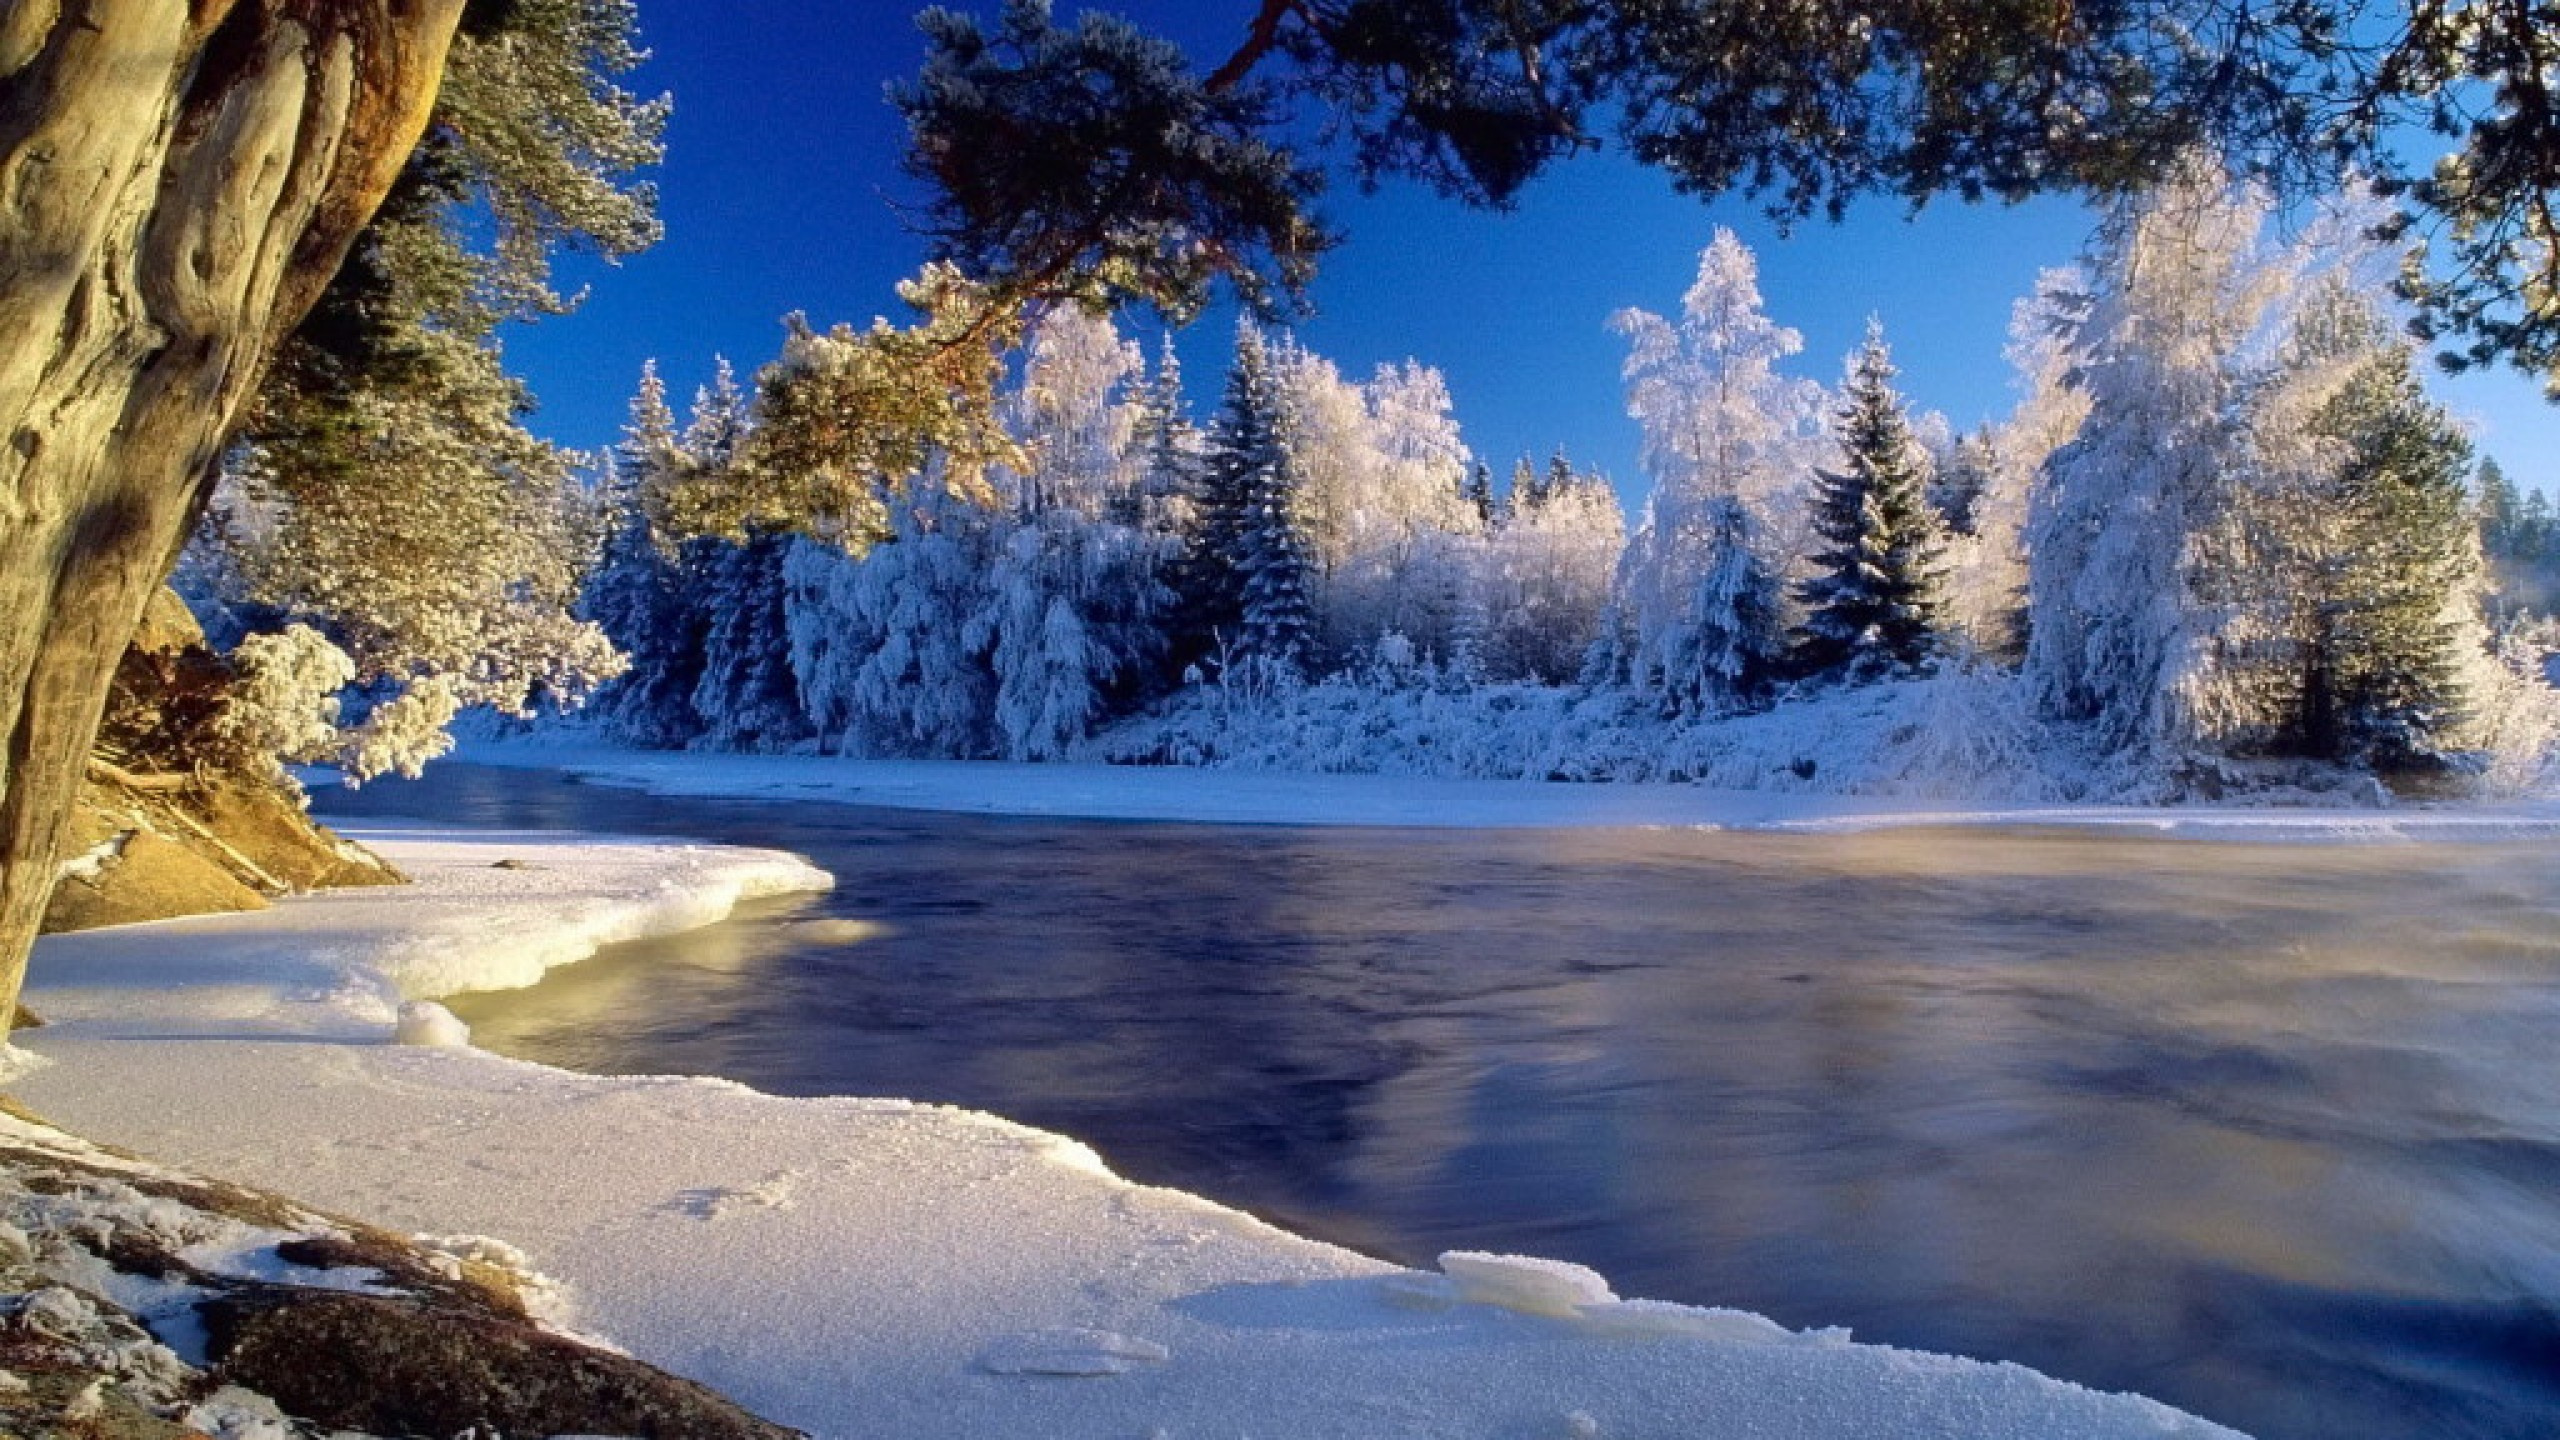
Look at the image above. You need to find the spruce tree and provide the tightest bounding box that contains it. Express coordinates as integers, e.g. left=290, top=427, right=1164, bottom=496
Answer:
left=1236, top=390, right=1319, bottom=676
left=1795, top=323, right=1945, bottom=682
left=2314, top=339, right=2482, bottom=768
left=581, top=364, right=710, bottom=747
left=1183, top=323, right=1294, bottom=674
left=1463, top=462, right=1497, bottom=527
left=1680, top=497, right=1789, bottom=711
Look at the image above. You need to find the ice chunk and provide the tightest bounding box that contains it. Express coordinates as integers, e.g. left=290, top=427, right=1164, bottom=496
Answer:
left=1574, top=1298, right=1797, bottom=1344
left=977, top=1327, right=1171, bottom=1376
left=1438, top=1251, right=1616, bottom=1318
left=394, top=1000, right=471, bottom=1048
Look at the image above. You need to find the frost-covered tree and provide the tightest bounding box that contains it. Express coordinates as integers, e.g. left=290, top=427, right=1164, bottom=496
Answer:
left=1794, top=322, right=1945, bottom=682
left=777, top=306, right=1173, bottom=761
left=786, top=482, right=1002, bottom=758
left=1482, top=456, right=1625, bottom=683
left=212, top=325, right=625, bottom=753
left=682, top=356, right=810, bottom=753
left=1673, top=496, right=1789, bottom=711
left=2023, top=169, right=2298, bottom=763
left=1600, top=230, right=1820, bottom=710
left=1945, top=270, right=2093, bottom=663
left=1338, top=359, right=1483, bottom=661
left=1235, top=414, right=1319, bottom=677
left=580, top=363, right=711, bottom=746
left=985, top=306, right=1172, bottom=756
left=689, top=531, right=810, bottom=753
left=1179, top=323, right=1296, bottom=674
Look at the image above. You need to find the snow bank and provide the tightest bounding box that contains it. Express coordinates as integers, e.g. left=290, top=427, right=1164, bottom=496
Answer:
left=10, top=825, right=2252, bottom=1438
left=452, top=739, right=2560, bottom=842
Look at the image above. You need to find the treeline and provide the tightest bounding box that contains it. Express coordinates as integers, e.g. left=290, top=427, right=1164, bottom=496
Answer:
left=563, top=168, right=2554, bottom=792
left=579, top=314, right=1624, bottom=759
left=178, top=165, right=2560, bottom=797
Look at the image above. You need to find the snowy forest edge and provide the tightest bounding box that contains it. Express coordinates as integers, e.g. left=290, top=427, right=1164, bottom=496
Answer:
left=191, top=170, right=2560, bottom=809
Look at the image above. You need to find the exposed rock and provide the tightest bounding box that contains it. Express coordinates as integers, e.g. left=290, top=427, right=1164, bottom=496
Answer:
left=204, top=1290, right=800, bottom=1440
left=0, top=1105, right=804, bottom=1440
left=42, top=590, right=402, bottom=936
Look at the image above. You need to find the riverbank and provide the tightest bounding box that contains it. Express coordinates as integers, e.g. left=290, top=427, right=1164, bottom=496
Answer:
left=451, top=739, right=2560, bottom=839
left=8, top=819, right=2241, bottom=1438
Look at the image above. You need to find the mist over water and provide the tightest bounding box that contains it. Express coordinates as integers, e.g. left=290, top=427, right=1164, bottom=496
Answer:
left=323, top=765, right=2560, bottom=1440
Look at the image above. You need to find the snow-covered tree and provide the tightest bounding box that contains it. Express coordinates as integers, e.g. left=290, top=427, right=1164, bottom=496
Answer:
left=1182, top=322, right=1317, bottom=676
left=209, top=321, right=625, bottom=763
left=983, top=306, right=1171, bottom=757
left=1600, top=230, right=1820, bottom=710
left=1481, top=456, right=1626, bottom=683
left=2226, top=284, right=2490, bottom=768
left=771, top=306, right=1177, bottom=761
left=785, top=482, right=1001, bottom=758
left=1794, top=322, right=1947, bottom=681
left=1351, top=360, right=1483, bottom=660
left=1675, top=495, right=1790, bottom=710
left=1236, top=413, right=1319, bottom=677
left=689, top=531, right=810, bottom=753
left=1944, top=270, right=2092, bottom=663
left=580, top=363, right=711, bottom=746
left=2023, top=168, right=2297, bottom=763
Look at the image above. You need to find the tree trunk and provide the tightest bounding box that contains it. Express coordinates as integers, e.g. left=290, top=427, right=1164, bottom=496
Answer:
left=0, top=0, right=464, bottom=1036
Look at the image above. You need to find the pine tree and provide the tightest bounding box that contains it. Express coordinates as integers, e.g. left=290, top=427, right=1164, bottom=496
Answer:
left=2313, top=329, right=2484, bottom=768
left=1679, top=496, right=1789, bottom=711
left=1794, top=322, right=1946, bottom=682
left=1464, top=462, right=1497, bottom=526
left=681, top=365, right=810, bottom=752
left=1176, top=322, right=1283, bottom=673
left=1545, top=448, right=1576, bottom=509
left=1929, top=429, right=1995, bottom=537
left=1235, top=396, right=1318, bottom=676
left=580, top=363, right=710, bottom=747
left=689, top=530, right=811, bottom=752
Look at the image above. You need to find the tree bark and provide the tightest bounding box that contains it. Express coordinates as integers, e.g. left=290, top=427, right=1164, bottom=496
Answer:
left=0, top=0, right=465, bottom=1035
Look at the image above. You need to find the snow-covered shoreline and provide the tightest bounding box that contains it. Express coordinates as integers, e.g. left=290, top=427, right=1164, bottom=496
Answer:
left=10, top=817, right=2245, bottom=1438
left=449, top=739, right=2560, bottom=841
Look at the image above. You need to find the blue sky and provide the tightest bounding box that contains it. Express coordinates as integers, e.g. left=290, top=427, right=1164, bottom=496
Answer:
left=501, top=1, right=2560, bottom=507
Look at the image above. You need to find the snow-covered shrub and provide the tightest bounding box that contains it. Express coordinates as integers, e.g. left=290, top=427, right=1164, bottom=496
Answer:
left=2455, top=627, right=2560, bottom=796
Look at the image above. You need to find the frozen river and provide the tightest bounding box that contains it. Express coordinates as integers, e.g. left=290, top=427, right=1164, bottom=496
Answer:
left=321, top=764, right=2560, bottom=1440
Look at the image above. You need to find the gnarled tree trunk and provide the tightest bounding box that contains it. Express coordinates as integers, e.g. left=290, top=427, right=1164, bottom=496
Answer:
left=0, top=0, right=464, bottom=1035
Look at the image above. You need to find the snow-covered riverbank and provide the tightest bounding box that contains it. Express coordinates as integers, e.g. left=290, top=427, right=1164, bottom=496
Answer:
left=9, top=819, right=2243, bottom=1438
left=453, top=739, right=2560, bottom=840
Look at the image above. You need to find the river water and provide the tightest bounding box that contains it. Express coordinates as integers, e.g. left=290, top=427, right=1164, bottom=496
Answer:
left=317, top=764, right=2560, bottom=1440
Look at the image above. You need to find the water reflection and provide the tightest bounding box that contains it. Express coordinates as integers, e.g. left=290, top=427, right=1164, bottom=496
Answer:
left=322, top=766, right=2560, bottom=1440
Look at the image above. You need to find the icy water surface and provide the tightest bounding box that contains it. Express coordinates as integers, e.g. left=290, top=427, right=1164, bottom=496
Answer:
left=320, top=764, right=2560, bottom=1440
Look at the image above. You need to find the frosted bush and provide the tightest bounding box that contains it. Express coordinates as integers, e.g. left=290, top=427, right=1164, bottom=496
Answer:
left=2457, top=630, right=2560, bottom=796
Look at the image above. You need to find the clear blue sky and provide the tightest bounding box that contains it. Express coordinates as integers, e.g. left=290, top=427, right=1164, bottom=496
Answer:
left=501, top=1, right=2560, bottom=508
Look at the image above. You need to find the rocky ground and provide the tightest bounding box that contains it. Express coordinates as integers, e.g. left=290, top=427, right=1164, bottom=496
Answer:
left=0, top=1098, right=801, bottom=1440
